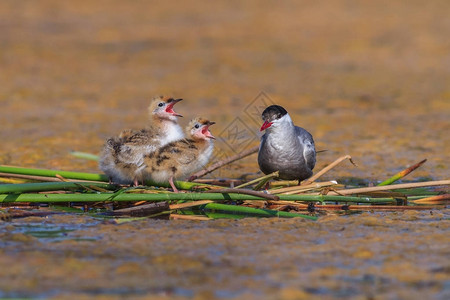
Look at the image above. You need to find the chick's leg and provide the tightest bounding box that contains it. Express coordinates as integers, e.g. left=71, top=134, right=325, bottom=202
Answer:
left=169, top=176, right=179, bottom=193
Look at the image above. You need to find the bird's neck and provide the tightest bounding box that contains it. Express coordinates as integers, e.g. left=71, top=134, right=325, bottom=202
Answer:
left=193, top=139, right=214, bottom=151
left=151, top=117, right=184, bottom=141
left=267, top=119, right=295, bottom=138
left=194, top=139, right=214, bottom=165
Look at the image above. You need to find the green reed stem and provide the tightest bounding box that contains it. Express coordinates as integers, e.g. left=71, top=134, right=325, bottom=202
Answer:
left=200, top=203, right=317, bottom=220
left=378, top=159, right=427, bottom=186
left=0, top=165, right=214, bottom=190
left=0, top=192, right=396, bottom=204
left=0, top=182, right=118, bottom=194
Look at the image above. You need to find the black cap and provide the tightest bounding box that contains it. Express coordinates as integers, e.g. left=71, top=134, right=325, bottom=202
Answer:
left=261, top=105, right=288, bottom=121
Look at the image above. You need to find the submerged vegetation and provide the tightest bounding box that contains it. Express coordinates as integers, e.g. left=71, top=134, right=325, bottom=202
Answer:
left=0, top=152, right=448, bottom=221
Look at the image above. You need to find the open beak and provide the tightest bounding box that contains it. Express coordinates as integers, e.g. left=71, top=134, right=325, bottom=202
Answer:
left=202, top=121, right=216, bottom=139
left=165, top=98, right=183, bottom=117
left=260, top=120, right=273, bottom=131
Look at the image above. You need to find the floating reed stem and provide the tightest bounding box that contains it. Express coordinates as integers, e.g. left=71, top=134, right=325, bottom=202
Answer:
left=0, top=165, right=213, bottom=191
left=206, top=188, right=279, bottom=200
left=409, top=194, right=450, bottom=204
left=310, top=204, right=438, bottom=211
left=199, top=203, right=317, bottom=220
left=170, top=214, right=211, bottom=221
left=0, top=182, right=117, bottom=194
left=270, top=181, right=338, bottom=195
left=0, top=165, right=108, bottom=181
left=324, top=180, right=450, bottom=196
left=0, top=192, right=397, bottom=204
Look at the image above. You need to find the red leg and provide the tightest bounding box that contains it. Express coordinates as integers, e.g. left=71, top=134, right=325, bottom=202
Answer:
left=169, top=176, right=179, bottom=193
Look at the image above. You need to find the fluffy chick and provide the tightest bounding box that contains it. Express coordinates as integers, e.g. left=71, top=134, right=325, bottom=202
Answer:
left=99, top=96, right=184, bottom=186
left=142, top=117, right=215, bottom=192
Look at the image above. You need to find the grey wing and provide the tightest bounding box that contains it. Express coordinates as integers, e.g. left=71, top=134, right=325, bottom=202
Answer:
left=295, top=126, right=316, bottom=170
left=259, top=133, right=267, bottom=152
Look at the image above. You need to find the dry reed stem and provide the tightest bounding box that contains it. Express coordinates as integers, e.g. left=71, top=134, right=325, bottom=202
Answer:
left=169, top=200, right=214, bottom=210
left=189, top=145, right=259, bottom=180
left=267, top=200, right=309, bottom=208
left=269, top=180, right=299, bottom=187
left=55, top=174, right=70, bottom=182
left=235, top=171, right=279, bottom=189
left=302, top=155, right=356, bottom=185
left=269, top=181, right=338, bottom=194
left=170, top=214, right=210, bottom=221
left=312, top=204, right=438, bottom=210
left=409, top=194, right=450, bottom=204
left=324, top=180, right=450, bottom=196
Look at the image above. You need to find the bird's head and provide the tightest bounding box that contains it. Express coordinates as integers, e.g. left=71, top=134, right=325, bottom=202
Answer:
left=260, top=105, right=289, bottom=131
left=188, top=117, right=216, bottom=141
left=149, top=96, right=183, bottom=121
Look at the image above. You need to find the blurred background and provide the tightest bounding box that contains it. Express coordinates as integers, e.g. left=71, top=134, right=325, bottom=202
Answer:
left=1, top=0, right=449, bottom=181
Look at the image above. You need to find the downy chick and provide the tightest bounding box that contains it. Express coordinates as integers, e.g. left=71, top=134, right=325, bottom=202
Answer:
left=258, top=105, right=316, bottom=183
left=143, top=117, right=215, bottom=192
left=99, top=96, right=184, bottom=186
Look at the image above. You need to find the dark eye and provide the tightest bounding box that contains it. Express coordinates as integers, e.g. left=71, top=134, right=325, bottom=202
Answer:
left=158, top=102, right=164, bottom=107
left=194, top=124, right=200, bottom=129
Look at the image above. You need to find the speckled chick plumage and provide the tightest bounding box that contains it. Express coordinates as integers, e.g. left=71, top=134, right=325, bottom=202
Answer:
left=142, top=117, right=215, bottom=190
left=98, top=96, right=184, bottom=185
left=258, top=105, right=316, bottom=182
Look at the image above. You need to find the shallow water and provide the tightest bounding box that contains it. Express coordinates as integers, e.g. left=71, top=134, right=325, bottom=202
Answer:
left=0, top=0, right=449, bottom=298
left=0, top=211, right=449, bottom=299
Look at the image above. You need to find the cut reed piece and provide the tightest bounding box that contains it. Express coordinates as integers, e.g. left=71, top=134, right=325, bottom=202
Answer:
left=199, top=202, right=317, bottom=220
left=0, top=192, right=396, bottom=204
left=325, top=180, right=450, bottom=196
left=234, top=171, right=279, bottom=189
left=269, top=181, right=338, bottom=195
left=0, top=182, right=117, bottom=194
left=302, top=155, right=356, bottom=185
left=378, top=159, right=427, bottom=186
left=170, top=214, right=211, bottom=221
left=409, top=194, right=450, bottom=204
left=189, top=145, right=259, bottom=180
left=0, top=165, right=214, bottom=191
left=270, top=180, right=301, bottom=187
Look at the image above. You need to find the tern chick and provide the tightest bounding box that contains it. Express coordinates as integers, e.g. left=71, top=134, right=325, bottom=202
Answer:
left=99, top=96, right=184, bottom=186
left=142, top=117, right=215, bottom=192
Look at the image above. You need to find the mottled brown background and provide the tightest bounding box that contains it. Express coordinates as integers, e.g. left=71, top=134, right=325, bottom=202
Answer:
left=1, top=0, right=449, bottom=181
left=0, top=2, right=449, bottom=299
